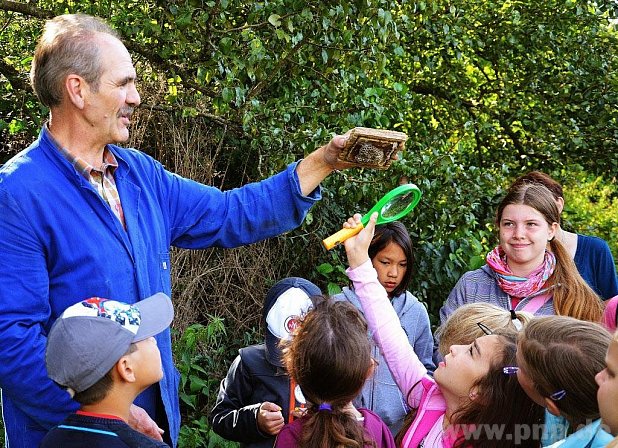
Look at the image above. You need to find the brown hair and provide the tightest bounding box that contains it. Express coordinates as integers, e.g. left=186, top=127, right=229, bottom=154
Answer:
left=496, top=183, right=604, bottom=322
left=282, top=297, right=375, bottom=448
left=509, top=171, right=564, bottom=202
left=30, top=14, right=119, bottom=107
left=397, top=330, right=543, bottom=448
left=518, top=316, right=611, bottom=428
left=435, top=302, right=533, bottom=357
left=450, top=329, right=544, bottom=448
left=368, top=221, right=414, bottom=297
left=73, top=343, right=137, bottom=405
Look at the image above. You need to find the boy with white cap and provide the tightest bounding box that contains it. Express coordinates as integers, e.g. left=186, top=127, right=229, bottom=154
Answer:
left=210, top=277, right=321, bottom=447
left=40, top=293, right=173, bottom=447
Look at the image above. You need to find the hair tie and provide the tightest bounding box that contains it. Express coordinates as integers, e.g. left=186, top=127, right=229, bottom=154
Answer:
left=510, top=309, right=523, bottom=331
left=318, top=403, right=332, bottom=412
left=503, top=366, right=519, bottom=375
left=549, top=390, right=566, bottom=401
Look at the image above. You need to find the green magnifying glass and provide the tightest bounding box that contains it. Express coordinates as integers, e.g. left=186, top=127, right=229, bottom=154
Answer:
left=322, top=184, right=422, bottom=250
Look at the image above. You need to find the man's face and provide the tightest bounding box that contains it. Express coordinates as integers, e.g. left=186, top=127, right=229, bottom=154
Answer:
left=83, top=33, right=140, bottom=146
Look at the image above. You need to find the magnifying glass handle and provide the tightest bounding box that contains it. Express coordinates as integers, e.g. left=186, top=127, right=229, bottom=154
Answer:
left=322, top=223, right=365, bottom=250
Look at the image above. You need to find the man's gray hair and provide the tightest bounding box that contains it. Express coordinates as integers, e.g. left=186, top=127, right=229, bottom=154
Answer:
left=30, top=14, right=119, bottom=107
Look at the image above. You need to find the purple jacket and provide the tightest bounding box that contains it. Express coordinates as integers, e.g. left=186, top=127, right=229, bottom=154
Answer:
left=275, top=408, right=395, bottom=448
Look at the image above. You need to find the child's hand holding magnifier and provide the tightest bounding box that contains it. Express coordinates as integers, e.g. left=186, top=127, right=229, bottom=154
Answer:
left=343, top=212, right=378, bottom=269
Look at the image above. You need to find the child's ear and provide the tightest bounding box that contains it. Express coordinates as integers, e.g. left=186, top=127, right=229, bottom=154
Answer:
left=115, top=356, right=137, bottom=383
left=544, top=398, right=561, bottom=417
left=366, top=358, right=377, bottom=380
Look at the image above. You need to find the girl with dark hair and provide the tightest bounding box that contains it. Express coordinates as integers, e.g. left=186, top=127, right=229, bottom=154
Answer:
left=440, top=183, right=604, bottom=331
left=275, top=298, right=396, bottom=448
left=344, top=213, right=543, bottom=448
left=334, top=221, right=433, bottom=435
left=509, top=171, right=618, bottom=299
left=516, top=316, right=613, bottom=447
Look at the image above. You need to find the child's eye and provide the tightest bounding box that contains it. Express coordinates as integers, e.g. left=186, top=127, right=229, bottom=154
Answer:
left=468, top=346, right=473, bottom=356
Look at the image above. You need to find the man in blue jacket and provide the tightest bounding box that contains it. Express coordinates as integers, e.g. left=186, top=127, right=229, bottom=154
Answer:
left=0, top=13, right=363, bottom=448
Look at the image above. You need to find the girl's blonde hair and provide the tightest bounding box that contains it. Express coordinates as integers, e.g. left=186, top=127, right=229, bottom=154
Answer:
left=496, top=183, right=604, bottom=322
left=435, top=302, right=533, bottom=357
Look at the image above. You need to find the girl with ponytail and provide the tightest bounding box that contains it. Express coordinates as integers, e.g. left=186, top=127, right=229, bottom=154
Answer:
left=440, top=182, right=604, bottom=327
left=275, top=297, right=395, bottom=448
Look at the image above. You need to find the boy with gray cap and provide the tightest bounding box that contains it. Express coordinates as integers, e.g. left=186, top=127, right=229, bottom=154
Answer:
left=40, top=293, right=173, bottom=447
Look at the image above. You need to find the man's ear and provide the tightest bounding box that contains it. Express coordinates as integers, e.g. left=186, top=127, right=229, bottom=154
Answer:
left=65, top=74, right=87, bottom=109
left=115, top=355, right=137, bottom=383
left=544, top=397, right=562, bottom=417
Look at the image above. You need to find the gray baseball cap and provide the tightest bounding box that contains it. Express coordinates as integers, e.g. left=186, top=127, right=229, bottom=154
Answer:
left=46, top=293, right=173, bottom=394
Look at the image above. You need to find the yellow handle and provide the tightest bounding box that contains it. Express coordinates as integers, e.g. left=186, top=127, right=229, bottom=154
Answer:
left=322, top=223, right=365, bottom=250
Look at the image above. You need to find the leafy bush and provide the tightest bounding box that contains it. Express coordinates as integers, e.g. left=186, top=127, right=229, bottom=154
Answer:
left=174, top=319, right=257, bottom=448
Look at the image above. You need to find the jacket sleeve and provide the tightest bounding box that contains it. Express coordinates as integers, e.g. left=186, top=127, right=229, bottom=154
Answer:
left=347, top=261, right=427, bottom=408
left=439, top=273, right=471, bottom=326
left=210, top=353, right=270, bottom=443
left=434, top=273, right=472, bottom=363
left=409, top=299, right=435, bottom=373
left=0, top=188, right=79, bottom=429
left=152, top=159, right=321, bottom=249
left=592, top=239, right=618, bottom=300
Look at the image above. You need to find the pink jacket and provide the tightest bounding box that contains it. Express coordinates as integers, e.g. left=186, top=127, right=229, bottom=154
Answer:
left=348, top=261, right=450, bottom=448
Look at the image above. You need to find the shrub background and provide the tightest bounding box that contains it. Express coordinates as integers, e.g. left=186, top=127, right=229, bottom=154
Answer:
left=1, top=1, right=617, bottom=446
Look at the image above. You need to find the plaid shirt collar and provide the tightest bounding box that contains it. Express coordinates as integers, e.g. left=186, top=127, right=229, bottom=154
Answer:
left=45, top=123, right=119, bottom=179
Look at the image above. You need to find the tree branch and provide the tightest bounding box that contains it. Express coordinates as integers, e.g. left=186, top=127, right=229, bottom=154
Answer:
left=0, top=57, right=30, bottom=92
left=139, top=102, right=242, bottom=131
left=0, top=0, right=53, bottom=19
left=0, top=1, right=216, bottom=98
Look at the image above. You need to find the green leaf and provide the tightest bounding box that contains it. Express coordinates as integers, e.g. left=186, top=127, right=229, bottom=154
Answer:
left=268, top=14, right=282, bottom=27
left=317, top=263, right=334, bottom=274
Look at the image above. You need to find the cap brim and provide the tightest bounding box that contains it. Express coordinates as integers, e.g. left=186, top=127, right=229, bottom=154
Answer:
left=265, top=330, right=284, bottom=368
left=133, top=293, right=174, bottom=342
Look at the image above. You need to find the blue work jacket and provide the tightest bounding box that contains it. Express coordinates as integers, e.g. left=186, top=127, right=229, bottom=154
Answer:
left=0, top=127, right=319, bottom=447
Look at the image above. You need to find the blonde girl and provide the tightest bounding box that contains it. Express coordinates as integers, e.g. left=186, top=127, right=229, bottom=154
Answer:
left=434, top=302, right=532, bottom=360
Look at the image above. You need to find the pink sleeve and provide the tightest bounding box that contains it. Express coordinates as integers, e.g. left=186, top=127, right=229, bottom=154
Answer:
left=602, top=295, right=618, bottom=332
left=347, top=260, right=427, bottom=407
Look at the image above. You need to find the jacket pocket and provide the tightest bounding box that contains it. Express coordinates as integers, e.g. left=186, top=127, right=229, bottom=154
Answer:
left=159, top=252, right=172, bottom=296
